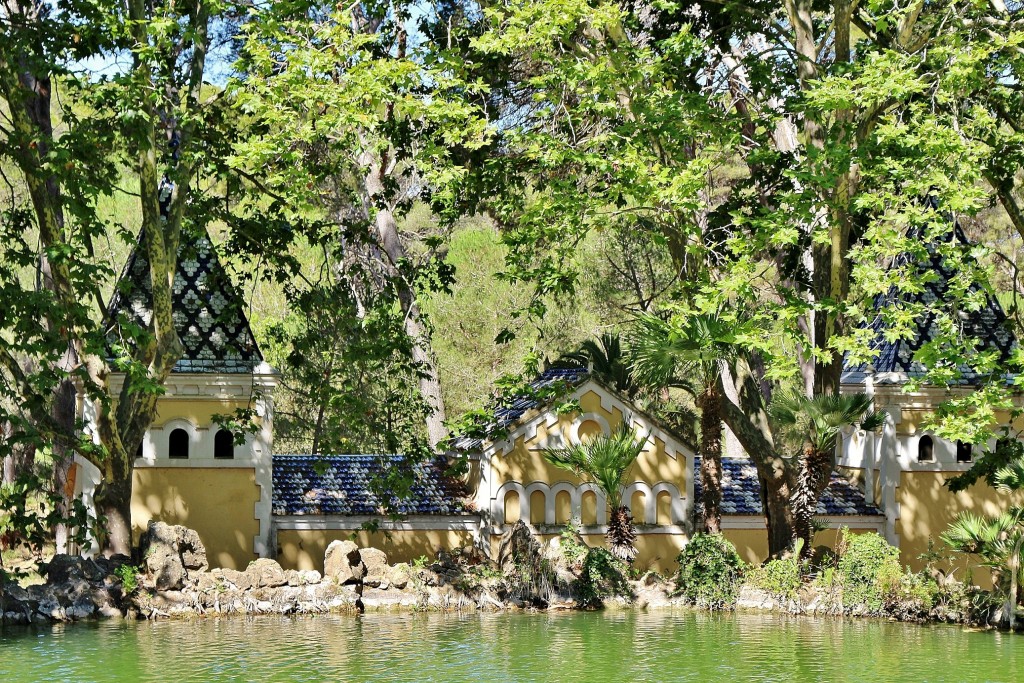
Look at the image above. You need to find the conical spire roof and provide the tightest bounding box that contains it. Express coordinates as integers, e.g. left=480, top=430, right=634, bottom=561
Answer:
left=842, top=216, right=1017, bottom=385
left=106, top=229, right=263, bottom=374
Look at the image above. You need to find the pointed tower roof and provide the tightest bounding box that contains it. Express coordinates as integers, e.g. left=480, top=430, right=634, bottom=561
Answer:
left=842, top=217, right=1017, bottom=385
left=107, top=230, right=264, bottom=374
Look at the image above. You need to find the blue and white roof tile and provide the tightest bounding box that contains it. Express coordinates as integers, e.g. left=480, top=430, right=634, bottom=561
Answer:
left=695, top=457, right=882, bottom=517
left=451, top=366, right=589, bottom=451
left=272, top=455, right=468, bottom=516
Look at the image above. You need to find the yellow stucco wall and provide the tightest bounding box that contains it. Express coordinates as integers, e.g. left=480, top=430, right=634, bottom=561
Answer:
left=154, top=399, right=255, bottom=428
left=491, top=390, right=687, bottom=519
left=277, top=529, right=476, bottom=572
left=721, top=527, right=880, bottom=567
left=896, top=471, right=1024, bottom=588
left=132, top=467, right=260, bottom=570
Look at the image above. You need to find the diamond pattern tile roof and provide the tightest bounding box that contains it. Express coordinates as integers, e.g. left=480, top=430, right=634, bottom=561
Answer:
left=842, top=218, right=1016, bottom=385
left=451, top=366, right=590, bottom=451
left=107, top=230, right=263, bottom=374
left=272, top=455, right=469, bottom=516
left=694, top=457, right=882, bottom=517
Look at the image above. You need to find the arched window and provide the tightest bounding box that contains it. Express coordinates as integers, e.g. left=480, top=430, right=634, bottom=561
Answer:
left=214, top=429, right=234, bottom=460
left=956, top=440, right=973, bottom=463
left=918, top=435, right=934, bottom=462
left=135, top=440, right=144, bottom=459
left=168, top=428, right=189, bottom=459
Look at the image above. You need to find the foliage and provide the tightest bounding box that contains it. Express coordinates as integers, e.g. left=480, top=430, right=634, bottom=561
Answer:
left=565, top=333, right=640, bottom=400
left=674, top=533, right=745, bottom=610
left=746, top=556, right=802, bottom=603
left=559, top=521, right=589, bottom=570
left=630, top=313, right=737, bottom=394
left=113, top=564, right=142, bottom=595
left=572, top=547, right=633, bottom=607
left=544, top=422, right=644, bottom=511
left=770, top=393, right=884, bottom=457
left=544, top=421, right=646, bottom=562
left=0, top=469, right=91, bottom=581
left=836, top=531, right=905, bottom=614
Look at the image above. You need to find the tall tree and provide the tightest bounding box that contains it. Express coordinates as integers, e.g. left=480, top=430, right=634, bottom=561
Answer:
left=232, top=1, right=490, bottom=449
left=463, top=0, right=1024, bottom=555
left=0, top=0, right=235, bottom=553
left=631, top=312, right=736, bottom=534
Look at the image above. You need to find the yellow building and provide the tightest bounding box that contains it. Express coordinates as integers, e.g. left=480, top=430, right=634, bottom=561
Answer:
left=272, top=369, right=883, bottom=573
left=74, top=229, right=278, bottom=569
left=838, top=219, right=1020, bottom=581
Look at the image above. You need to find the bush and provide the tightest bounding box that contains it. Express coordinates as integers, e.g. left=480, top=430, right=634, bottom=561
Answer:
left=675, top=533, right=745, bottom=609
left=746, top=556, right=801, bottom=602
left=573, top=547, right=632, bottom=607
left=836, top=530, right=903, bottom=613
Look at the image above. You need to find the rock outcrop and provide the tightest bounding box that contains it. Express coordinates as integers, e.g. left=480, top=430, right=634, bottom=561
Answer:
left=140, top=521, right=208, bottom=591
left=1, top=524, right=676, bottom=625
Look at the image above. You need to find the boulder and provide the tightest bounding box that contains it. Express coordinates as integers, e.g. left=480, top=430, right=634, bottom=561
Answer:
left=299, top=570, right=322, bottom=586
left=324, top=540, right=365, bottom=584
left=387, top=563, right=411, bottom=590
left=216, top=568, right=253, bottom=591
left=361, top=548, right=389, bottom=587
left=249, top=558, right=288, bottom=588
left=140, top=522, right=208, bottom=590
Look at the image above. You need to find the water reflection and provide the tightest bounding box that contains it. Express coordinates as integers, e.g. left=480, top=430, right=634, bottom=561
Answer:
left=1, top=611, right=1022, bottom=682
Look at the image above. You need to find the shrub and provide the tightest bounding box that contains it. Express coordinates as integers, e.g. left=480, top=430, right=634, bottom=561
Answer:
left=114, top=564, right=142, bottom=594
left=675, top=533, right=745, bottom=609
left=746, top=556, right=802, bottom=602
left=573, top=547, right=632, bottom=607
left=836, top=530, right=903, bottom=613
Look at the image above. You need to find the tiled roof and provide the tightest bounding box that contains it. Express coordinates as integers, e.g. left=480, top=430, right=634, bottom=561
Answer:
left=451, top=366, right=590, bottom=451
left=272, top=455, right=469, bottom=516
left=106, top=230, right=263, bottom=374
left=842, top=218, right=1016, bottom=385
left=694, top=457, right=882, bottom=517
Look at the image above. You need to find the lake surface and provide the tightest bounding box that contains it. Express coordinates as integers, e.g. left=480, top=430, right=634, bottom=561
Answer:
left=1, top=610, right=1021, bottom=682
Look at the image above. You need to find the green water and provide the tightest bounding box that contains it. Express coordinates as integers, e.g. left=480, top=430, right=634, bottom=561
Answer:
left=1, top=611, right=1021, bottom=682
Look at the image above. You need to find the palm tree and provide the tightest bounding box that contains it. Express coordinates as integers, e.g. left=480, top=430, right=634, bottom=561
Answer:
left=544, top=422, right=647, bottom=563
left=566, top=332, right=641, bottom=400
left=630, top=313, right=735, bottom=534
left=944, top=458, right=1024, bottom=629
left=771, top=391, right=884, bottom=555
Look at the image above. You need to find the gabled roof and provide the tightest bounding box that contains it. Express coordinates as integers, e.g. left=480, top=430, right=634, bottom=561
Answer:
left=694, top=457, right=882, bottom=517
left=842, top=218, right=1016, bottom=385
left=450, top=366, right=590, bottom=451
left=272, top=455, right=469, bottom=516
left=106, top=230, right=263, bottom=374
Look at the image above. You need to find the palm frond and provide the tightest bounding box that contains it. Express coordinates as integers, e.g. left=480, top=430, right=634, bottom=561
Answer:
left=995, top=460, right=1024, bottom=492
left=543, top=421, right=646, bottom=510
left=630, top=312, right=734, bottom=391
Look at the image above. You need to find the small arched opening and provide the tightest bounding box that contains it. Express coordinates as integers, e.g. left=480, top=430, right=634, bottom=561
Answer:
left=503, top=491, right=521, bottom=524
left=215, top=429, right=235, bottom=459
left=529, top=490, right=547, bottom=525
left=168, top=428, right=189, bottom=459
left=917, top=435, right=934, bottom=463
left=956, top=440, right=973, bottom=463
left=555, top=490, right=572, bottom=524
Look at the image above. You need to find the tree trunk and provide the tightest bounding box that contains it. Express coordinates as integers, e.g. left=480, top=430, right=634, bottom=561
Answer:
left=361, top=155, right=448, bottom=448
left=93, top=463, right=134, bottom=557
left=718, top=362, right=796, bottom=556
left=698, top=383, right=723, bottom=534
left=607, top=505, right=638, bottom=563
left=762, top=477, right=797, bottom=558
left=51, top=376, right=77, bottom=553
